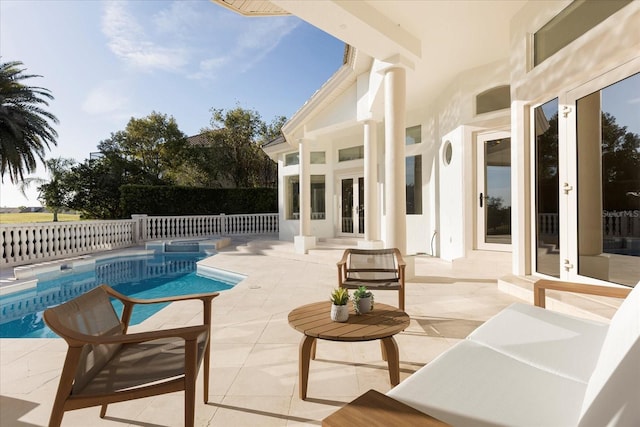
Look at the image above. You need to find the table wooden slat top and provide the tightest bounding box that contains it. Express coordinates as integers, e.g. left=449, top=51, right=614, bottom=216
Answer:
left=322, top=390, right=451, bottom=427
left=288, top=301, right=410, bottom=342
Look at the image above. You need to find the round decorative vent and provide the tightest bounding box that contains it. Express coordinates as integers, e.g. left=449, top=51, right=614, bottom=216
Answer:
left=443, top=141, right=453, bottom=165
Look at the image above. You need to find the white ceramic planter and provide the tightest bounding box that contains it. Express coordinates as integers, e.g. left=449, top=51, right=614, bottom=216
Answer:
left=330, top=304, right=349, bottom=322
left=355, top=296, right=373, bottom=314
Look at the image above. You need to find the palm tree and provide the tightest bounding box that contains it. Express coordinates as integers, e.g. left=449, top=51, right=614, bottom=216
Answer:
left=0, top=60, right=59, bottom=184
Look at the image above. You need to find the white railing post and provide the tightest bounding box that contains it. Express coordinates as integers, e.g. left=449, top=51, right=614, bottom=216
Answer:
left=131, top=214, right=148, bottom=243
left=221, top=213, right=227, bottom=235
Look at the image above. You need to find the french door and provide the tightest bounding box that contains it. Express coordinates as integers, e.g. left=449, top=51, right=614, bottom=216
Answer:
left=534, top=62, right=640, bottom=287
left=476, top=131, right=512, bottom=251
left=339, top=176, right=365, bottom=236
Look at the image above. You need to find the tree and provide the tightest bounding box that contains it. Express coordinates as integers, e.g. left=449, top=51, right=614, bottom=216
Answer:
left=601, top=112, right=640, bottom=211
left=0, top=60, right=59, bottom=183
left=19, top=157, right=74, bottom=221
left=257, top=116, right=285, bottom=187
left=536, top=112, right=559, bottom=214
left=64, top=154, right=128, bottom=219
left=190, top=106, right=279, bottom=188
left=61, top=112, right=188, bottom=219
left=262, top=115, right=287, bottom=143
left=98, top=112, right=187, bottom=184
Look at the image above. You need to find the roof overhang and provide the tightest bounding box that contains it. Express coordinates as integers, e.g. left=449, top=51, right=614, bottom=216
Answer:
left=211, top=0, right=290, bottom=17
left=212, top=0, right=531, bottom=153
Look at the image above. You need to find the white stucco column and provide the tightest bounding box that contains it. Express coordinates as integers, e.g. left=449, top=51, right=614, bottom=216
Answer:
left=511, top=101, right=531, bottom=276
left=359, top=120, right=383, bottom=249
left=299, top=140, right=310, bottom=236
left=384, top=66, right=407, bottom=255
left=294, top=139, right=316, bottom=254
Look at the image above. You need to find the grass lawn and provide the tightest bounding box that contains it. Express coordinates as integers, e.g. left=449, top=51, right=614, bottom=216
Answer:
left=0, top=212, right=81, bottom=224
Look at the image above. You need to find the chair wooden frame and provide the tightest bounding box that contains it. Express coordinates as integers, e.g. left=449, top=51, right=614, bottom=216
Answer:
left=534, top=279, right=631, bottom=308
left=337, top=248, right=406, bottom=310
left=44, top=284, right=219, bottom=427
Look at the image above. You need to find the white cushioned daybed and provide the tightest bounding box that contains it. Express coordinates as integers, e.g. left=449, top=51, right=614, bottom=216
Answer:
left=387, top=280, right=639, bottom=427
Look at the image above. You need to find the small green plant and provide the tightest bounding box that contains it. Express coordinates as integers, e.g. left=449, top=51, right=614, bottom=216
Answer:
left=352, top=286, right=374, bottom=314
left=330, top=287, right=350, bottom=306
left=353, top=286, right=372, bottom=299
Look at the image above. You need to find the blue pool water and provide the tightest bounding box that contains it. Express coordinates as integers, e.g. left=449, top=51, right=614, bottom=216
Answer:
left=0, top=253, right=238, bottom=338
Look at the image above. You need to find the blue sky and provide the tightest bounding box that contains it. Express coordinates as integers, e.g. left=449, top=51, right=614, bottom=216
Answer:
left=0, top=0, right=344, bottom=207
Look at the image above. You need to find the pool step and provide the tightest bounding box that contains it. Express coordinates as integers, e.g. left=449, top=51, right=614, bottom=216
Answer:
left=13, top=256, right=95, bottom=280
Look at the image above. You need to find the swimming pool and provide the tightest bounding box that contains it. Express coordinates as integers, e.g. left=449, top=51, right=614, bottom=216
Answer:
left=0, top=252, right=241, bottom=338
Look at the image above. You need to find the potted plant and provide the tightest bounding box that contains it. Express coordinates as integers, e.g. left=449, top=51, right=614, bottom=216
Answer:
left=353, top=286, right=374, bottom=315
left=330, top=287, right=350, bottom=322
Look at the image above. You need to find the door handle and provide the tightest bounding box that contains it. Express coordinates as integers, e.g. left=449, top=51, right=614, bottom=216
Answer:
left=479, top=192, right=483, bottom=208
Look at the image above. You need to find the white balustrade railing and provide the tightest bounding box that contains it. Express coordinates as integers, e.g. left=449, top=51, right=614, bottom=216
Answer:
left=139, top=213, right=278, bottom=240
left=602, top=210, right=640, bottom=238
left=538, top=211, right=639, bottom=238
left=538, top=213, right=559, bottom=236
left=1, top=213, right=279, bottom=268
left=0, top=220, right=136, bottom=269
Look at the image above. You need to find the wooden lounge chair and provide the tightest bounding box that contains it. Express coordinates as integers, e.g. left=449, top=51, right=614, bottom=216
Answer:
left=43, top=284, right=219, bottom=427
left=337, top=248, right=406, bottom=310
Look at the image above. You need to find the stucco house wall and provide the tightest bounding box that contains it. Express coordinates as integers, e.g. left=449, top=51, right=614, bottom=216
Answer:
left=253, top=0, right=639, bottom=286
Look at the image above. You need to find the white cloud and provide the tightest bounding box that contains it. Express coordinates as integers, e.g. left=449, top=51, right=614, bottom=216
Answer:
left=82, top=83, right=129, bottom=115
left=101, top=1, right=300, bottom=80
left=236, top=19, right=297, bottom=72
left=102, top=2, right=189, bottom=72
left=152, top=1, right=203, bottom=38
left=191, top=16, right=300, bottom=80
left=189, top=56, right=230, bottom=80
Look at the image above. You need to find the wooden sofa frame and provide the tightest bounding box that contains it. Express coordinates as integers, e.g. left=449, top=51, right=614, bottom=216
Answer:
left=533, top=279, right=631, bottom=307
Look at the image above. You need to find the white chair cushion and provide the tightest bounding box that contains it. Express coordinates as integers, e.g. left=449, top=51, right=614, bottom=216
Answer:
left=387, top=340, right=586, bottom=427
left=467, top=302, right=608, bottom=382
left=578, top=283, right=640, bottom=426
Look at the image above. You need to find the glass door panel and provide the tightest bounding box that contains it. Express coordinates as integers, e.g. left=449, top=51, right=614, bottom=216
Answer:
left=575, top=72, right=640, bottom=286
left=358, top=177, right=365, bottom=234
left=341, top=178, right=354, bottom=234
left=535, top=98, right=560, bottom=277
left=477, top=132, right=511, bottom=250
left=340, top=176, right=365, bottom=236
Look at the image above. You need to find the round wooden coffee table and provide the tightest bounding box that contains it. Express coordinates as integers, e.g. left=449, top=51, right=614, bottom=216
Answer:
left=288, top=301, right=410, bottom=399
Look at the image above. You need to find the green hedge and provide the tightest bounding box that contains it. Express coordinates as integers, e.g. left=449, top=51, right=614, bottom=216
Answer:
left=120, top=185, right=277, bottom=217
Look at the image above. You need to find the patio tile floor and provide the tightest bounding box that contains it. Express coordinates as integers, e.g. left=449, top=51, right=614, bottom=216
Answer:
left=0, top=236, right=605, bottom=426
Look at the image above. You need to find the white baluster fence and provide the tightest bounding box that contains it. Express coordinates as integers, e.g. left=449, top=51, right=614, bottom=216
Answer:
left=537, top=213, right=560, bottom=236
left=537, top=211, right=639, bottom=239
left=602, top=210, right=640, bottom=238
left=1, top=213, right=279, bottom=268
left=138, top=213, right=278, bottom=240
left=0, top=220, right=136, bottom=269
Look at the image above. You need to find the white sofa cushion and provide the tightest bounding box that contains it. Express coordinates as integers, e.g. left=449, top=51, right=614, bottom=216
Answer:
left=578, top=283, right=640, bottom=427
left=467, top=302, right=608, bottom=382
left=387, top=340, right=586, bottom=427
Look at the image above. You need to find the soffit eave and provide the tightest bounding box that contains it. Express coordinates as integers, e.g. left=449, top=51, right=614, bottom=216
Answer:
left=210, top=0, right=290, bottom=17
left=282, top=63, right=356, bottom=144
left=262, top=141, right=292, bottom=160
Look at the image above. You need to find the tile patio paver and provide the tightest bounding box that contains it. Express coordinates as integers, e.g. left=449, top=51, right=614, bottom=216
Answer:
left=0, top=237, right=601, bottom=426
